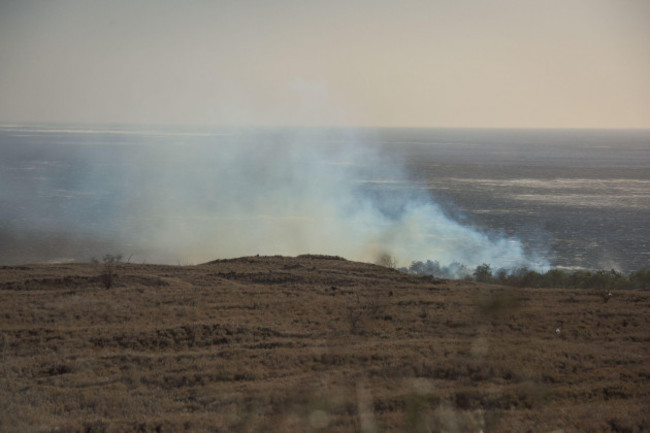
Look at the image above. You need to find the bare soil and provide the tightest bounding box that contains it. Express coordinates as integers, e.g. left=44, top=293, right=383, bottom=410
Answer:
left=1, top=255, right=648, bottom=432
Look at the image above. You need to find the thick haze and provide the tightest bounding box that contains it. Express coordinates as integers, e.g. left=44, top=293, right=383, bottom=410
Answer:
left=1, top=0, right=649, bottom=128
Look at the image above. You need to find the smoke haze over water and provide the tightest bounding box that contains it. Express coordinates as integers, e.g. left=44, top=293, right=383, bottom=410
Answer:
left=144, top=129, right=548, bottom=270
left=0, top=125, right=550, bottom=271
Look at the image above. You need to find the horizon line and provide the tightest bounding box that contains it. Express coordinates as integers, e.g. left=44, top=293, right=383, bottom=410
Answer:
left=1, top=121, right=649, bottom=132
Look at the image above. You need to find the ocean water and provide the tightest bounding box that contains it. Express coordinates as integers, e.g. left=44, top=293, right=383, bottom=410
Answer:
left=1, top=124, right=648, bottom=272
left=372, top=128, right=650, bottom=273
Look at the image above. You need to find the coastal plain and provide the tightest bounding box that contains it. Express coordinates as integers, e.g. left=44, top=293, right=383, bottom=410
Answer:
left=1, top=255, right=648, bottom=432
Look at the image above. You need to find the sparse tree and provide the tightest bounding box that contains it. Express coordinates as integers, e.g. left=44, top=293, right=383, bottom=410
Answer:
left=377, top=253, right=397, bottom=269
left=473, top=263, right=492, bottom=283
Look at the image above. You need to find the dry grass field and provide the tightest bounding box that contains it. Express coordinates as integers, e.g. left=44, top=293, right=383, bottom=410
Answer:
left=1, top=255, right=648, bottom=432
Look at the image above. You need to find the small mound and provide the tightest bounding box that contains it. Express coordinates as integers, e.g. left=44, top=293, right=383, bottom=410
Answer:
left=202, top=254, right=347, bottom=265
left=296, top=254, right=347, bottom=261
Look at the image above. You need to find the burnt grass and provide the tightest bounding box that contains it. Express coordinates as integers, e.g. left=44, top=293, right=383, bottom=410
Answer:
left=1, top=255, right=649, bottom=433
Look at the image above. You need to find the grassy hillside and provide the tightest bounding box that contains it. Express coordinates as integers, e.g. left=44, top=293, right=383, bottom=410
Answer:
left=1, top=255, right=648, bottom=432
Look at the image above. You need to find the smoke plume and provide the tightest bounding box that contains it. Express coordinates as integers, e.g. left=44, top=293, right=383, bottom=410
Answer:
left=112, top=127, right=548, bottom=271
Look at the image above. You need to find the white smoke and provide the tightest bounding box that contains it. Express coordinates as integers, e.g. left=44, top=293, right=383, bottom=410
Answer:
left=120, top=127, right=549, bottom=271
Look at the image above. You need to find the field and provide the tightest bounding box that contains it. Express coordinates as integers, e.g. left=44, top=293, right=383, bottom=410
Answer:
left=1, top=255, right=648, bottom=432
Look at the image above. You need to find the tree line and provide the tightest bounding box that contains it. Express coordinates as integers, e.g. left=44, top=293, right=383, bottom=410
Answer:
left=402, top=260, right=650, bottom=290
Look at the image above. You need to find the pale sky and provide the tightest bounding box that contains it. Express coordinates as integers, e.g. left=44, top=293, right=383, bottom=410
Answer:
left=1, top=0, right=649, bottom=128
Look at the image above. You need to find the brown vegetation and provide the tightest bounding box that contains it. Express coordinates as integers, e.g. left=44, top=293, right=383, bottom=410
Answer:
left=1, top=255, right=648, bottom=432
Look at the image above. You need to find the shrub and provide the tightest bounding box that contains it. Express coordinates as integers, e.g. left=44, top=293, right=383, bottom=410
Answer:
left=100, top=254, right=122, bottom=289
left=376, top=253, right=397, bottom=269
left=629, top=269, right=650, bottom=290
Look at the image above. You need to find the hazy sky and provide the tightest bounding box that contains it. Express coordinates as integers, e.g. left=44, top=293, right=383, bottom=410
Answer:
left=1, top=0, right=649, bottom=128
